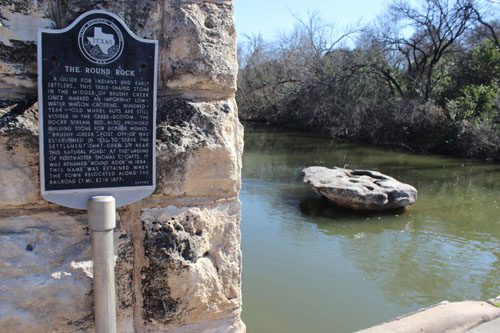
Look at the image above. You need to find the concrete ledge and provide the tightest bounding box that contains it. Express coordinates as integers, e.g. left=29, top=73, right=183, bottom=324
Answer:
left=467, top=317, right=500, bottom=332
left=358, top=301, right=500, bottom=333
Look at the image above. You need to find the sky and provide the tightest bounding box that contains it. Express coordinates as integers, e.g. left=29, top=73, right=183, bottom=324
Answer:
left=234, top=0, right=391, bottom=42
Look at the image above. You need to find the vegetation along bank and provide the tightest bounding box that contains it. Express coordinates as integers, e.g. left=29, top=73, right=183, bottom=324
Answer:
left=237, top=0, right=500, bottom=161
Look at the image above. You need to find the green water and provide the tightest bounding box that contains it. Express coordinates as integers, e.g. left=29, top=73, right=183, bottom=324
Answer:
left=240, top=126, right=500, bottom=333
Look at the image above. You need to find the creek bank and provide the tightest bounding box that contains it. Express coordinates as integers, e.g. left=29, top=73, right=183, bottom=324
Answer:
left=241, top=120, right=500, bottom=163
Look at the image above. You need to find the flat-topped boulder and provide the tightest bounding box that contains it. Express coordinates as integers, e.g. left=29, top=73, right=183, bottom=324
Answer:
left=303, top=166, right=417, bottom=211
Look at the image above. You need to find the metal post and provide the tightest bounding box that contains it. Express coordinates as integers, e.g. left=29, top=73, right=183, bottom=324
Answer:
left=87, top=196, right=117, bottom=333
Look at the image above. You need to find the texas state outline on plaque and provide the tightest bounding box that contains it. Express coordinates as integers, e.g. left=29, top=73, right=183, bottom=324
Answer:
left=87, top=27, right=115, bottom=54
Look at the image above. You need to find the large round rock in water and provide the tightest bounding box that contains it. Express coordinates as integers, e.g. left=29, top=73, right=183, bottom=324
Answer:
left=302, top=166, right=417, bottom=211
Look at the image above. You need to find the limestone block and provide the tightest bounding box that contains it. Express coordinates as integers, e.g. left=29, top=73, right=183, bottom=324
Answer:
left=0, top=3, right=49, bottom=102
left=303, top=166, right=417, bottom=211
left=0, top=211, right=133, bottom=332
left=153, top=98, right=243, bottom=200
left=0, top=0, right=237, bottom=102
left=0, top=211, right=92, bottom=332
left=141, top=203, right=242, bottom=331
left=158, top=1, right=237, bottom=98
left=0, top=102, right=44, bottom=208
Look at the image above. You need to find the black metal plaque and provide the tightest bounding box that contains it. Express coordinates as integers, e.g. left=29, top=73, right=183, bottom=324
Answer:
left=38, top=10, right=158, bottom=209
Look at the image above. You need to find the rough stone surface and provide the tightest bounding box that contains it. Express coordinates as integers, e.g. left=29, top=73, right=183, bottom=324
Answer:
left=303, top=166, right=417, bottom=211
left=0, top=0, right=243, bottom=332
left=141, top=204, right=242, bottom=331
left=0, top=210, right=131, bottom=332
left=154, top=98, right=243, bottom=199
left=0, top=102, right=44, bottom=208
left=358, top=301, right=500, bottom=333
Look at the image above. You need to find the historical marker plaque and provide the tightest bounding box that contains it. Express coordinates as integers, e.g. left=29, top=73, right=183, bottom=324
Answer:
left=38, top=10, right=158, bottom=209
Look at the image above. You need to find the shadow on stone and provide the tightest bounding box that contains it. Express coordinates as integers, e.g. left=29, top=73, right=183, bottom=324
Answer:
left=299, top=194, right=405, bottom=219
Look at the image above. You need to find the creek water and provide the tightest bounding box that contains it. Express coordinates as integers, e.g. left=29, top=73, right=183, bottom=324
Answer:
left=240, top=125, right=500, bottom=333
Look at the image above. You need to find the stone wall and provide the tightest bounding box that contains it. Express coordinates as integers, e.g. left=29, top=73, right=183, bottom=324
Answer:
left=0, top=1, right=244, bottom=332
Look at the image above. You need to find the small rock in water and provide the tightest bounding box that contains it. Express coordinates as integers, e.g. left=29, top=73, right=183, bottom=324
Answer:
left=302, top=166, right=417, bottom=211
left=354, top=232, right=365, bottom=239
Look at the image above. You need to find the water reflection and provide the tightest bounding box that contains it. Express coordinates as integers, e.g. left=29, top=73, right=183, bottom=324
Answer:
left=311, top=215, right=499, bottom=307
left=299, top=194, right=406, bottom=219
left=241, top=125, right=500, bottom=333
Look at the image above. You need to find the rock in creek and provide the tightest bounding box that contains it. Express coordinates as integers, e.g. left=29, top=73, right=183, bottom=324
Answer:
left=302, top=166, right=417, bottom=211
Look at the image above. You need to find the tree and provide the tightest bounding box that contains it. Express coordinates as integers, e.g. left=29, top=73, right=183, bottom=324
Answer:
left=372, top=0, right=477, bottom=100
